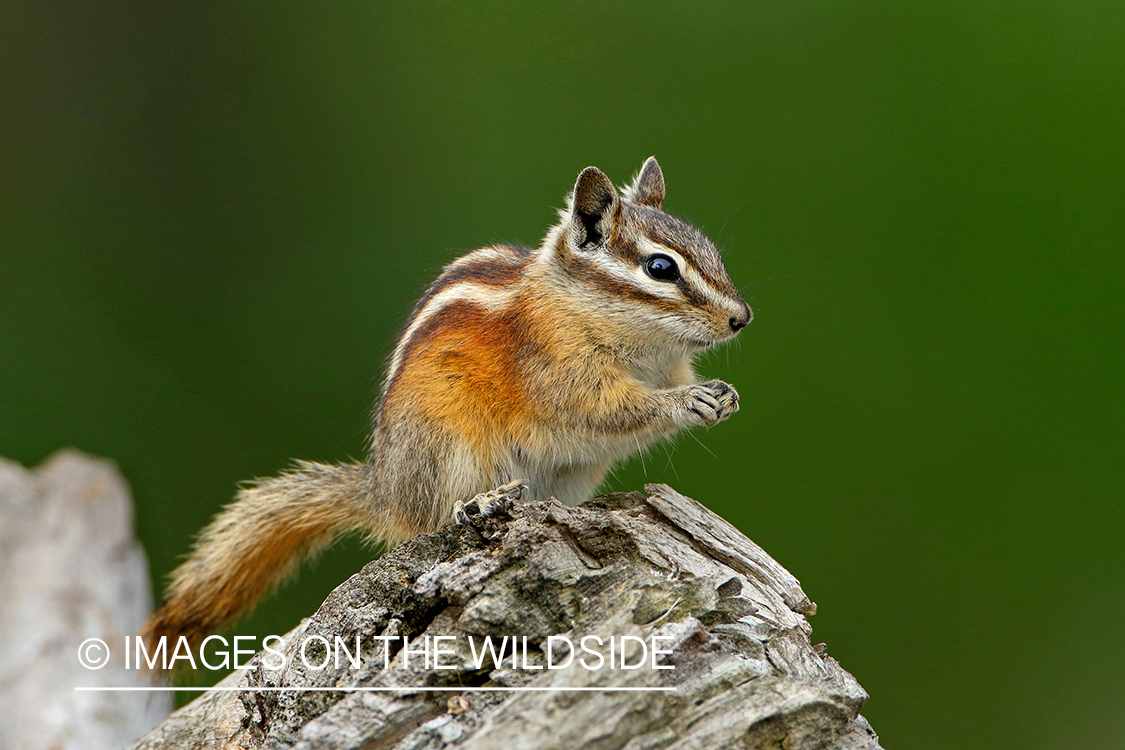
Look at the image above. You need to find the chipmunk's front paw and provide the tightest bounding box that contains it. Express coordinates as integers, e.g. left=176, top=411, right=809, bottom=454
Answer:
left=683, top=380, right=740, bottom=427
left=453, top=480, right=526, bottom=530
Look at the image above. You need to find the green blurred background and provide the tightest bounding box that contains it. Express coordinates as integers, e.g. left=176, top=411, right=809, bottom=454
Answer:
left=3, top=2, right=1123, bottom=747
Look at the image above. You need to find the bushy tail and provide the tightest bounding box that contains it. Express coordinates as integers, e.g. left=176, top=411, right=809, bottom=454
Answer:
left=142, top=461, right=373, bottom=654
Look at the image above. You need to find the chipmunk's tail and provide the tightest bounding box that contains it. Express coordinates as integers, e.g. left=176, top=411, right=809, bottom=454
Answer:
left=141, top=460, right=374, bottom=657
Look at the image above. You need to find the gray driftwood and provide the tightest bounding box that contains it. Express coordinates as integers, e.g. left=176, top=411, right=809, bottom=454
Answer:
left=132, top=485, right=882, bottom=750
left=0, top=450, right=171, bottom=750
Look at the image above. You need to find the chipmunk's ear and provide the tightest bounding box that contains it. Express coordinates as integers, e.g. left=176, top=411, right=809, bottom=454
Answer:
left=570, top=166, right=619, bottom=248
left=622, top=156, right=664, bottom=208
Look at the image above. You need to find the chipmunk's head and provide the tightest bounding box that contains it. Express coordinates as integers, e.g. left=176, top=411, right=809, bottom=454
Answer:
left=550, top=157, right=751, bottom=351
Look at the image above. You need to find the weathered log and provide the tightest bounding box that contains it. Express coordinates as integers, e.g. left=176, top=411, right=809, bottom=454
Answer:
left=132, top=485, right=882, bottom=750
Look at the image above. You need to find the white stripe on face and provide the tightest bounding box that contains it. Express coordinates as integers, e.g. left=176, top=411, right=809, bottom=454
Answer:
left=634, top=237, right=733, bottom=309
left=584, top=249, right=683, bottom=301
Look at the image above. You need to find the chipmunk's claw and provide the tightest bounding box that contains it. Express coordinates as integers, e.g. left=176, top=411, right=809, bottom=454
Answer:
left=453, top=480, right=526, bottom=530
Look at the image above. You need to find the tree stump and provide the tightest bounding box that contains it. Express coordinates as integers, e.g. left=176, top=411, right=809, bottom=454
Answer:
left=132, top=485, right=882, bottom=750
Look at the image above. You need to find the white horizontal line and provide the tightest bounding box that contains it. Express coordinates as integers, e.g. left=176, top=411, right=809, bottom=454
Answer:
left=75, top=686, right=676, bottom=693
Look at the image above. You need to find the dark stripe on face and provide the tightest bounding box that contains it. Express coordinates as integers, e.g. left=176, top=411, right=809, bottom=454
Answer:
left=647, top=226, right=738, bottom=297
left=605, top=237, right=644, bottom=265
left=678, top=277, right=710, bottom=309
left=612, top=204, right=740, bottom=299
left=555, top=240, right=683, bottom=312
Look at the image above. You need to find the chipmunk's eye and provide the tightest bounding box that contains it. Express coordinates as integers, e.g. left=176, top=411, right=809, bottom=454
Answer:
left=644, top=254, right=680, bottom=282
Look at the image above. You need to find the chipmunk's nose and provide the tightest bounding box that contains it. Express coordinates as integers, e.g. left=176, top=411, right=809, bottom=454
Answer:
left=729, top=301, right=752, bottom=332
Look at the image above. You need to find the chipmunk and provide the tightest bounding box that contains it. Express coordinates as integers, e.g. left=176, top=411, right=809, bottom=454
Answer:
left=142, top=157, right=751, bottom=651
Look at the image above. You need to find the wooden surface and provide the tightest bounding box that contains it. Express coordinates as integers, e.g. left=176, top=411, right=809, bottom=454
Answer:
left=132, top=484, right=881, bottom=750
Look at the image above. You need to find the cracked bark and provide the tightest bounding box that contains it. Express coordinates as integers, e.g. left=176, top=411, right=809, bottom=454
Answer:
left=131, top=485, right=883, bottom=750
